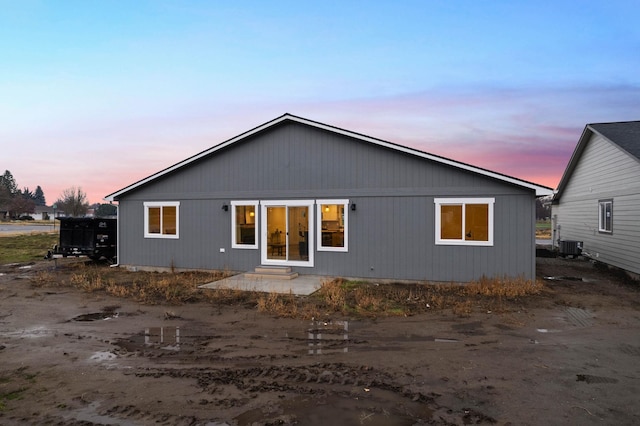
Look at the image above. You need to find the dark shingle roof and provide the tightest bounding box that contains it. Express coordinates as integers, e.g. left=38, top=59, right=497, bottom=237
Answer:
left=589, top=121, right=640, bottom=160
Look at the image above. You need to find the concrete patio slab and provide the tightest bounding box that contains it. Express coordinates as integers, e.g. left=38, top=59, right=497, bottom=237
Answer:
left=199, top=273, right=328, bottom=296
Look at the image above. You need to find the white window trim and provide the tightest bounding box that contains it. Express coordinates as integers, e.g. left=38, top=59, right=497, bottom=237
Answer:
left=231, top=200, right=259, bottom=249
left=316, top=199, right=349, bottom=252
left=598, top=200, right=613, bottom=233
left=144, top=201, right=180, bottom=239
left=434, top=198, right=494, bottom=246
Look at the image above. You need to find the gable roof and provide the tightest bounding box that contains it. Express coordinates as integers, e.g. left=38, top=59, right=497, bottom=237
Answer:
left=554, top=120, right=640, bottom=200
left=105, top=113, right=553, bottom=201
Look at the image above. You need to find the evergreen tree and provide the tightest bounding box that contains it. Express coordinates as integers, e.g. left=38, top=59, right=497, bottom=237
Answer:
left=536, top=196, right=551, bottom=220
left=0, top=170, right=18, bottom=214
left=33, top=186, right=46, bottom=205
left=21, top=187, right=34, bottom=200
left=0, top=185, right=11, bottom=210
left=0, top=170, right=18, bottom=196
left=96, top=203, right=117, bottom=217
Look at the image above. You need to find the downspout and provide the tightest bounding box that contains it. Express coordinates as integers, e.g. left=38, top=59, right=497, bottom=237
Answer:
left=110, top=202, right=120, bottom=267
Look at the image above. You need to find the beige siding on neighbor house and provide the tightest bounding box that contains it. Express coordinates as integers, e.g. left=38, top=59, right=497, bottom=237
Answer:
left=553, top=133, right=640, bottom=274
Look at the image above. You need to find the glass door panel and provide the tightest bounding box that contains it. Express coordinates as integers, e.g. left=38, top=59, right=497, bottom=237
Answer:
left=266, top=206, right=286, bottom=260
left=288, top=206, right=309, bottom=262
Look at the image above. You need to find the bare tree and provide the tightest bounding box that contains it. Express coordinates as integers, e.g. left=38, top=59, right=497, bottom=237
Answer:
left=9, top=196, right=35, bottom=219
left=56, top=187, right=89, bottom=217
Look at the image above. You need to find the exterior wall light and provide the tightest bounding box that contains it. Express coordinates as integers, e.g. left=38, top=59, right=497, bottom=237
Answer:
left=350, top=203, right=356, bottom=211
left=222, top=204, right=229, bottom=211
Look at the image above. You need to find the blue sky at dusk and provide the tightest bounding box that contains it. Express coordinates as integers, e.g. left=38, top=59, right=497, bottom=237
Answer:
left=2, top=1, right=639, bottom=204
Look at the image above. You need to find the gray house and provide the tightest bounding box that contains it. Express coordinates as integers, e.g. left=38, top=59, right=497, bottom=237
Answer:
left=552, top=121, right=640, bottom=277
left=105, top=114, right=552, bottom=282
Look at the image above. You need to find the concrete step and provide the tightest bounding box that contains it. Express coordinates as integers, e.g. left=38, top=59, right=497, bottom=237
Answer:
left=254, top=266, right=292, bottom=274
left=245, top=271, right=299, bottom=280
left=245, top=265, right=298, bottom=280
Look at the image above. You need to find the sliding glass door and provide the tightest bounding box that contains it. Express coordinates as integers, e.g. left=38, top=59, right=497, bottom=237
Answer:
left=261, top=200, right=314, bottom=267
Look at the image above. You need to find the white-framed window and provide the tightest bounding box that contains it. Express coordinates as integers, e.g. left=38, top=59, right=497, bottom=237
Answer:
left=231, top=200, right=258, bottom=249
left=434, top=198, right=494, bottom=246
left=316, top=199, right=349, bottom=252
left=598, top=199, right=613, bottom=233
left=144, top=201, right=180, bottom=239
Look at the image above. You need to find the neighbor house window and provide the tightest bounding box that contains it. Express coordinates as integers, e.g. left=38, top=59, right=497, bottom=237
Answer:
left=434, top=198, right=494, bottom=246
left=598, top=199, right=613, bottom=233
left=231, top=201, right=258, bottom=249
left=316, top=199, right=348, bottom=252
left=144, top=202, right=179, bottom=239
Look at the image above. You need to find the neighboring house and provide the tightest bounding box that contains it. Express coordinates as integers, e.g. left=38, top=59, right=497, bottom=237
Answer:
left=33, top=205, right=54, bottom=221
left=552, top=121, right=640, bottom=276
left=1, top=205, right=45, bottom=220
left=105, top=114, right=552, bottom=282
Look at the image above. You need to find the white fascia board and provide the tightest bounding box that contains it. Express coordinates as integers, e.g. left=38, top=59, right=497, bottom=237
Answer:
left=553, top=125, right=593, bottom=201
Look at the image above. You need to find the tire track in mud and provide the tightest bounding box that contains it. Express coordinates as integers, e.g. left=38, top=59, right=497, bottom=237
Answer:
left=106, top=334, right=499, bottom=424
left=15, top=363, right=446, bottom=426
left=115, top=362, right=498, bottom=425
left=125, top=362, right=471, bottom=425
left=144, top=363, right=437, bottom=400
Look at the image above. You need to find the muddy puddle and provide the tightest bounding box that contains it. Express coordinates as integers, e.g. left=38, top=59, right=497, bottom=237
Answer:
left=115, top=326, right=185, bottom=352
left=113, top=319, right=465, bottom=358
left=308, top=320, right=349, bottom=355
left=113, top=321, right=355, bottom=356
left=72, top=312, right=119, bottom=321
left=64, top=401, right=137, bottom=426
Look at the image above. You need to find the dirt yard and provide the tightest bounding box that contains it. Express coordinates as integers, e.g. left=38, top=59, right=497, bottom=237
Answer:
left=1, top=256, right=639, bottom=425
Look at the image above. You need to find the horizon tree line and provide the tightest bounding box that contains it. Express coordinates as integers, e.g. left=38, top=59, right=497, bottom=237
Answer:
left=0, top=169, right=115, bottom=219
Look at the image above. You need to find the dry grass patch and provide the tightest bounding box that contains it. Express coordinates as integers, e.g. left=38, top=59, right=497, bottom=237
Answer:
left=286, top=276, right=545, bottom=318
left=257, top=291, right=299, bottom=317
left=28, top=261, right=545, bottom=318
left=31, top=270, right=56, bottom=287
left=464, top=276, right=544, bottom=297
left=31, top=261, right=232, bottom=305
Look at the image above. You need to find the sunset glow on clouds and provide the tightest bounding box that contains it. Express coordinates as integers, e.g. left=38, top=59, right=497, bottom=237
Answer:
left=2, top=1, right=639, bottom=204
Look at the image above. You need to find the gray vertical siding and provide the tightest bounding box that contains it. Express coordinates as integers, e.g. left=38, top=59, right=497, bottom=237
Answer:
left=116, top=121, right=537, bottom=281
left=553, top=133, right=640, bottom=275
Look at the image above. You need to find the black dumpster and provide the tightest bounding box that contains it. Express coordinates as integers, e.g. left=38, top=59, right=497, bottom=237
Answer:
left=49, top=217, right=117, bottom=261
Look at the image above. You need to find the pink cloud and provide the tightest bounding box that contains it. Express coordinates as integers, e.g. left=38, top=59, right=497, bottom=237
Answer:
left=10, top=83, right=639, bottom=204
